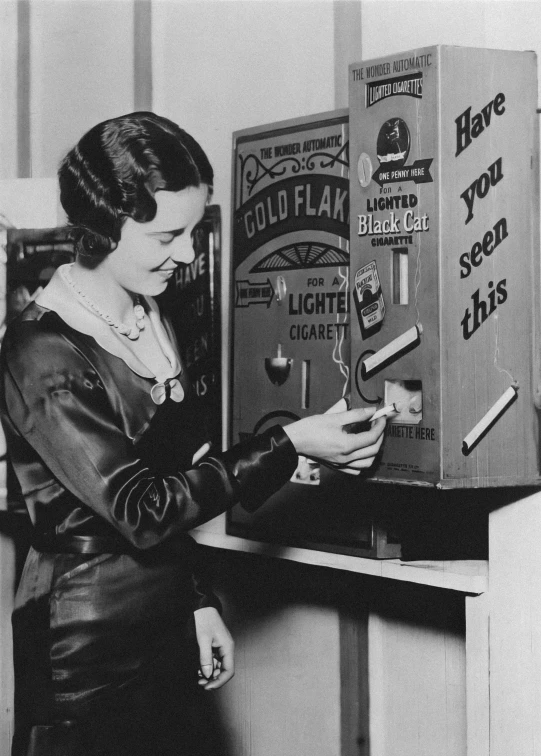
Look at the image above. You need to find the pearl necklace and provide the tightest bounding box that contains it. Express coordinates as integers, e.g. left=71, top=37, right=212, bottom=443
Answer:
left=60, top=265, right=146, bottom=340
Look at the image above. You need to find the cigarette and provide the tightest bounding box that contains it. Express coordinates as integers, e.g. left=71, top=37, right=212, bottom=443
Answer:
left=462, top=385, right=518, bottom=456
left=371, top=403, right=401, bottom=421
left=192, top=442, right=212, bottom=465
left=361, top=324, right=422, bottom=379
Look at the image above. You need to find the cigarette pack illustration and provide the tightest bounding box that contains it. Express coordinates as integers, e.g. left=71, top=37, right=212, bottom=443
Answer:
left=353, top=261, right=385, bottom=338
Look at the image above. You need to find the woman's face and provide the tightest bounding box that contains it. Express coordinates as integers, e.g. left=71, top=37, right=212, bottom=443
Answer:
left=101, top=185, right=209, bottom=296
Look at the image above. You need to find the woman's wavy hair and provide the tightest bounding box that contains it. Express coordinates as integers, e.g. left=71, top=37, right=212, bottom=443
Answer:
left=59, top=112, right=214, bottom=262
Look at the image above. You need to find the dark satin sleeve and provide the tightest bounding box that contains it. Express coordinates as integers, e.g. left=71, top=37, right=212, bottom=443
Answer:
left=0, top=320, right=298, bottom=551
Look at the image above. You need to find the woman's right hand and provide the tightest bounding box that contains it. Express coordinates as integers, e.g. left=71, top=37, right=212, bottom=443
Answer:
left=283, top=407, right=386, bottom=473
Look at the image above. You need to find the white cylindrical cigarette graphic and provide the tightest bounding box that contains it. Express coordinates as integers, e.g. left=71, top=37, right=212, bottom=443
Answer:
left=462, top=385, right=518, bottom=456
left=361, top=324, right=422, bottom=379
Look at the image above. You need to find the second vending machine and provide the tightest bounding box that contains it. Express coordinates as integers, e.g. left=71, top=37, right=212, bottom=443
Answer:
left=227, top=110, right=400, bottom=556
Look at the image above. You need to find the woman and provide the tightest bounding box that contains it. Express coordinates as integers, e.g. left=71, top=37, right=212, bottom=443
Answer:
left=0, top=112, right=385, bottom=756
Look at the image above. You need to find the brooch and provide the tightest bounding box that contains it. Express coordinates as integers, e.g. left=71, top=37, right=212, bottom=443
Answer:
left=150, top=377, right=185, bottom=405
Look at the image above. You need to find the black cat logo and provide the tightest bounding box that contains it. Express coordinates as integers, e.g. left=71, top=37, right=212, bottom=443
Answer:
left=376, top=118, right=410, bottom=167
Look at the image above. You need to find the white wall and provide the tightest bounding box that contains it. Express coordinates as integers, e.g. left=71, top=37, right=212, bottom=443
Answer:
left=30, top=0, right=135, bottom=178
left=153, top=0, right=336, bottom=214
left=369, top=605, right=466, bottom=756
left=0, top=1, right=19, bottom=180
left=220, top=600, right=342, bottom=756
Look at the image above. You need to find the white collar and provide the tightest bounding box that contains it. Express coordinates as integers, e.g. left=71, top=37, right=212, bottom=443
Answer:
left=36, top=264, right=181, bottom=383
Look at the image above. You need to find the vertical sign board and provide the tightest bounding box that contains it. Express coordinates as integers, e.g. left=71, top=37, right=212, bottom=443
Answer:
left=4, top=228, right=75, bottom=511
left=349, top=46, right=539, bottom=487
left=5, top=227, right=75, bottom=323
left=227, top=111, right=401, bottom=557
left=157, top=206, right=222, bottom=451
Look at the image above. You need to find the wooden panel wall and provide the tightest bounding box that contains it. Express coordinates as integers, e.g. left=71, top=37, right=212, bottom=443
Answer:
left=208, top=549, right=467, bottom=756
left=210, top=551, right=348, bottom=756
left=368, top=581, right=467, bottom=756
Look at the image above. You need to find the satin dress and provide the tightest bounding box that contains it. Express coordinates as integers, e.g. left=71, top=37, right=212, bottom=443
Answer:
left=0, top=267, right=298, bottom=756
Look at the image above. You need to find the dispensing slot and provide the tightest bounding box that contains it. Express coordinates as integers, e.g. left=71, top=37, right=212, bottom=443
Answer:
left=384, top=380, right=423, bottom=424
left=301, top=360, right=311, bottom=409
left=392, top=248, right=409, bottom=305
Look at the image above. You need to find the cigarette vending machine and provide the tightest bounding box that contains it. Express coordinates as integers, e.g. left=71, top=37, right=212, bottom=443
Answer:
left=350, top=46, right=540, bottom=487
left=227, top=111, right=401, bottom=557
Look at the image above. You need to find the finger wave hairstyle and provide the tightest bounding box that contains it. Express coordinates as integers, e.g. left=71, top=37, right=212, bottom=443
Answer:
left=58, top=111, right=214, bottom=262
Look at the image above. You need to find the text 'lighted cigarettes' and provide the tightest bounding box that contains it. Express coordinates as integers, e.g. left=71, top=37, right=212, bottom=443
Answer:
left=462, top=385, right=518, bottom=456
left=361, top=324, right=423, bottom=380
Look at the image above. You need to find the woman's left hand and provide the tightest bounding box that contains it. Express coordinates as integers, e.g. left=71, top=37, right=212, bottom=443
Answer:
left=194, top=607, right=235, bottom=690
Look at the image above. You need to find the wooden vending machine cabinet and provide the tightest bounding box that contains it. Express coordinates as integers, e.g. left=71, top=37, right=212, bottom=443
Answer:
left=227, top=111, right=400, bottom=557
left=349, top=46, right=540, bottom=487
